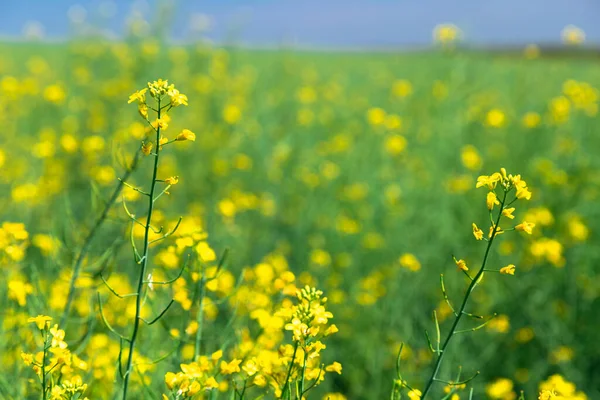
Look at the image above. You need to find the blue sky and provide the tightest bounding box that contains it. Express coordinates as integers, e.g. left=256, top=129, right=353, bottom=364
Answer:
left=3, top=0, right=600, bottom=48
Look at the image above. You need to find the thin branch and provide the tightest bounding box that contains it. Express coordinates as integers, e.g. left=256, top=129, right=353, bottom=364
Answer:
left=144, top=255, right=189, bottom=285
left=140, top=299, right=175, bottom=325
left=454, top=314, right=497, bottom=334
left=440, top=274, right=458, bottom=317
left=100, top=274, right=139, bottom=298
left=149, top=217, right=183, bottom=244
left=97, top=292, right=129, bottom=342
left=118, top=178, right=150, bottom=196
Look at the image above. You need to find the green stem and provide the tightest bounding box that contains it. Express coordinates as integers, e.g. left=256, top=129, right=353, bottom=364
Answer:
left=281, top=342, right=299, bottom=399
left=41, top=330, right=50, bottom=400
left=194, top=273, right=207, bottom=361
left=60, top=149, right=141, bottom=327
left=420, top=190, right=507, bottom=399
left=298, top=349, right=308, bottom=399
left=122, top=99, right=162, bottom=399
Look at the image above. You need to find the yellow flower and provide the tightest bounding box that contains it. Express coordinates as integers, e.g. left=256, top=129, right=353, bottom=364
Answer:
left=366, top=107, right=386, bottom=126
left=141, top=142, right=153, bottom=156
left=176, top=129, right=196, bottom=142
left=158, top=136, right=169, bottom=149
left=138, top=103, right=149, bottom=119
left=223, top=104, right=242, bottom=124
left=325, top=362, right=342, bottom=374
left=408, top=389, right=422, bottom=400
left=516, top=221, right=535, bottom=234
left=500, top=264, right=516, bottom=275
left=476, top=173, right=502, bottom=189
left=486, top=378, right=514, bottom=399
left=454, top=258, right=468, bottom=272
left=502, top=207, right=516, bottom=219
left=220, top=359, right=241, bottom=375
left=399, top=253, right=421, bottom=271
left=485, top=109, right=506, bottom=128
left=28, top=315, right=53, bottom=330
left=385, top=134, right=407, bottom=155
left=487, top=192, right=500, bottom=210
left=204, top=377, right=219, bottom=389
left=128, top=88, right=147, bottom=104
left=152, top=118, right=169, bottom=131
left=561, top=25, right=585, bottom=45
left=21, top=352, right=34, bottom=366
left=392, top=80, right=413, bottom=98
left=516, top=185, right=532, bottom=200
left=538, top=389, right=556, bottom=400
left=522, top=112, right=541, bottom=128
left=433, top=23, right=460, bottom=45
left=461, top=145, right=482, bottom=170
left=211, top=350, right=223, bottom=361
left=472, top=223, right=484, bottom=240
left=165, top=176, right=179, bottom=185
left=168, top=87, right=188, bottom=107
left=489, top=224, right=504, bottom=238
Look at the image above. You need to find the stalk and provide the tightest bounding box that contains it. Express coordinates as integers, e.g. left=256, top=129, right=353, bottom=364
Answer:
left=420, top=190, right=507, bottom=399
left=121, top=98, right=162, bottom=399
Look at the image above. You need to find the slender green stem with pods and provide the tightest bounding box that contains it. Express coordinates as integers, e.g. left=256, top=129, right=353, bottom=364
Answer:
left=420, top=190, right=507, bottom=399
left=121, top=99, right=162, bottom=399
left=61, top=150, right=141, bottom=327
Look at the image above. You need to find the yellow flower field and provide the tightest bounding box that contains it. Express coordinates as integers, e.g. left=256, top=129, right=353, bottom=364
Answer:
left=0, top=30, right=598, bottom=399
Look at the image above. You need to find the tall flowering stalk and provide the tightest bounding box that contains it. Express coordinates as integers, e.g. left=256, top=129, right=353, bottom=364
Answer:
left=98, top=79, right=195, bottom=400
left=393, top=168, right=536, bottom=399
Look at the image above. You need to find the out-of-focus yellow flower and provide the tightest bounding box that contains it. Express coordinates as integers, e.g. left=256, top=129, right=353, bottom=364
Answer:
left=392, top=79, right=413, bottom=98
left=486, top=377, right=515, bottom=399
left=325, top=362, right=342, bottom=374
left=461, top=145, right=482, bottom=170
left=367, top=107, right=386, bottom=126
left=487, top=315, right=510, bottom=333
left=141, top=142, right=153, bottom=156
left=522, top=112, right=541, bottom=128
left=433, top=23, right=461, bottom=45
left=223, top=104, right=242, bottom=124
left=44, top=84, right=66, bottom=104
left=485, top=109, right=506, bottom=128
left=567, top=215, right=589, bottom=241
left=407, top=389, right=422, bottom=400
left=561, top=25, right=585, bottom=45
left=385, top=134, right=407, bottom=155
left=399, top=253, right=421, bottom=272
left=176, top=129, right=196, bottom=142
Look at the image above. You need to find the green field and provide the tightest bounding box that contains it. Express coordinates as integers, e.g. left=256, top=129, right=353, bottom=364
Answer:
left=0, top=40, right=598, bottom=399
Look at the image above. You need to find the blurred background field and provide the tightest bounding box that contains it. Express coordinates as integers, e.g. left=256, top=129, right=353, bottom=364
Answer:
left=1, top=1, right=599, bottom=399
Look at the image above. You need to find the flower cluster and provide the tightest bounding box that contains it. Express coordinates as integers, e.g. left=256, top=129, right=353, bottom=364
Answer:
left=127, top=79, right=195, bottom=156
left=538, top=374, right=587, bottom=400
left=465, top=168, right=536, bottom=277
left=22, top=316, right=89, bottom=399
